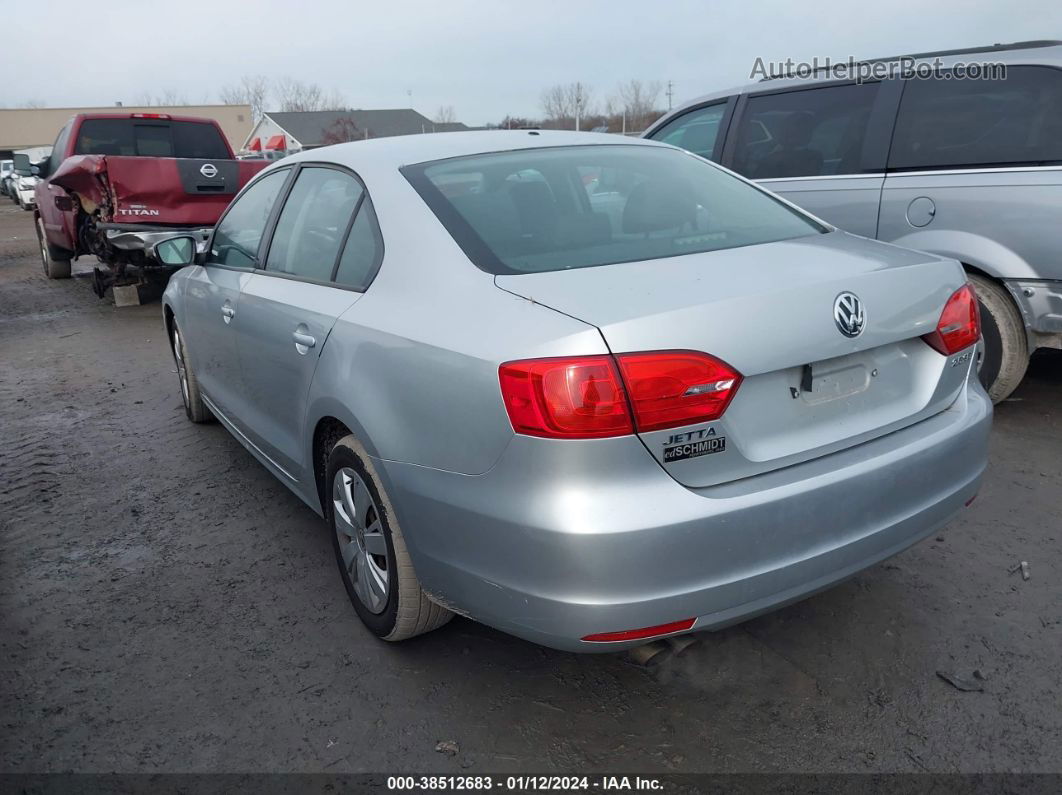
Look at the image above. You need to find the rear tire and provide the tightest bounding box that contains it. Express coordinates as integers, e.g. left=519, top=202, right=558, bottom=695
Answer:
left=36, top=216, right=71, bottom=279
left=326, top=434, right=452, bottom=641
left=969, top=273, right=1028, bottom=403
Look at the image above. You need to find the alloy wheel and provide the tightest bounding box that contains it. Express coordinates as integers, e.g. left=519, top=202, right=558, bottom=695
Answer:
left=332, top=467, right=389, bottom=614
left=172, top=329, right=190, bottom=408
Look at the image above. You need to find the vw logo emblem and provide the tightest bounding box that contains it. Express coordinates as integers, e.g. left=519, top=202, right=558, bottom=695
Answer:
left=199, top=163, right=219, bottom=178
left=833, top=292, right=866, bottom=338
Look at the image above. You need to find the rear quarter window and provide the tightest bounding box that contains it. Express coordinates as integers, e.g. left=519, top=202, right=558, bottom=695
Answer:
left=889, top=66, right=1062, bottom=169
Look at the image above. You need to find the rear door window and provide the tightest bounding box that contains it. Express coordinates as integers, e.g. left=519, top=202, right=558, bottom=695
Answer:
left=889, top=66, right=1062, bottom=170
left=731, top=83, right=880, bottom=178
left=265, top=167, right=364, bottom=282
left=648, top=102, right=728, bottom=160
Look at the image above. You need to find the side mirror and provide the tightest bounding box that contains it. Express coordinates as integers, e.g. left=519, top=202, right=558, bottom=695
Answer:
left=152, top=235, right=197, bottom=266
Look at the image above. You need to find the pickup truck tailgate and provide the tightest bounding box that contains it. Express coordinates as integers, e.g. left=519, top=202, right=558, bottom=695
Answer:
left=51, top=155, right=267, bottom=226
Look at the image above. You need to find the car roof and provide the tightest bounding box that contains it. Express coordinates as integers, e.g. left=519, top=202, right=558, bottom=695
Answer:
left=654, top=40, right=1062, bottom=128
left=278, top=130, right=668, bottom=171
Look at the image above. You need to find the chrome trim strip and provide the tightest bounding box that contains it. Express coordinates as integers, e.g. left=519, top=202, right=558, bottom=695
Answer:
left=885, top=165, right=1062, bottom=177
left=201, top=394, right=299, bottom=483
left=758, top=165, right=1062, bottom=184
left=758, top=173, right=885, bottom=184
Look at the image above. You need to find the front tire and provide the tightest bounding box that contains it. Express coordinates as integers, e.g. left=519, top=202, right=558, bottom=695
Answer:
left=36, top=216, right=71, bottom=279
left=171, top=322, right=212, bottom=423
left=326, top=435, right=452, bottom=641
left=969, top=273, right=1028, bottom=403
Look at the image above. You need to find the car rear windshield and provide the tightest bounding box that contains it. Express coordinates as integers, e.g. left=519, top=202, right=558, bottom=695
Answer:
left=402, top=144, right=825, bottom=275
left=74, top=119, right=230, bottom=159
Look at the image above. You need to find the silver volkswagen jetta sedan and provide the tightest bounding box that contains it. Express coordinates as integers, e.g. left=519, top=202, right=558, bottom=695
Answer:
left=159, top=131, right=991, bottom=651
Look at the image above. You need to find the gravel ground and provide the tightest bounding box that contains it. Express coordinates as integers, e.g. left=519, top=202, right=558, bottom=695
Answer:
left=1, top=203, right=1060, bottom=774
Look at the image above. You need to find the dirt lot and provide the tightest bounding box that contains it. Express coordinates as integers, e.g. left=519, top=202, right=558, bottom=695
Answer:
left=1, top=202, right=1060, bottom=775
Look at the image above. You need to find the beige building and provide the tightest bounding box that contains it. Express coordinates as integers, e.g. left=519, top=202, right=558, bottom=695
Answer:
left=0, top=104, right=254, bottom=158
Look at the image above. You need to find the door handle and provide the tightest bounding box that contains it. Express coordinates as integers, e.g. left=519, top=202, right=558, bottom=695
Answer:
left=221, top=304, right=236, bottom=324
left=292, top=330, right=316, bottom=352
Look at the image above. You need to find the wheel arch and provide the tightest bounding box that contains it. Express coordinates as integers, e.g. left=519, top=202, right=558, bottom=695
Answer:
left=311, top=416, right=354, bottom=516
left=885, top=228, right=1037, bottom=282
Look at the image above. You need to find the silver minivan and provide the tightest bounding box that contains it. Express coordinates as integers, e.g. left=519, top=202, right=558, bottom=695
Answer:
left=645, top=40, right=1062, bottom=401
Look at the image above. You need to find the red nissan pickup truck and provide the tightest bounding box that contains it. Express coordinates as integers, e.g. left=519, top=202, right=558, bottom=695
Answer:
left=33, top=112, right=266, bottom=297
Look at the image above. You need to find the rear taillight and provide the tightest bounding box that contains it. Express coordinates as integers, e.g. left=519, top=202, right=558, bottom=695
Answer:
left=498, top=356, right=633, bottom=439
left=499, top=351, right=742, bottom=439
left=923, top=284, right=980, bottom=355
left=615, top=351, right=742, bottom=432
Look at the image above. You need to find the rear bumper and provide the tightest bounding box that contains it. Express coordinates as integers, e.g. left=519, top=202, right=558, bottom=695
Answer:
left=103, top=225, right=211, bottom=258
left=384, top=381, right=991, bottom=652
left=1005, top=278, right=1062, bottom=348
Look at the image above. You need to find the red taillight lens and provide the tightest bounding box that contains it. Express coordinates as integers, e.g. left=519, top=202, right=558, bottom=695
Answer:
left=923, top=284, right=981, bottom=355
left=499, top=351, right=743, bottom=439
left=498, top=356, right=633, bottom=438
left=615, top=351, right=742, bottom=432
left=582, top=618, right=696, bottom=643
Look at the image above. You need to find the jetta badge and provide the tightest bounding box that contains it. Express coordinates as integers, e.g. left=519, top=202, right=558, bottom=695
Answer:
left=833, top=292, right=866, bottom=338
left=199, top=163, right=219, bottom=178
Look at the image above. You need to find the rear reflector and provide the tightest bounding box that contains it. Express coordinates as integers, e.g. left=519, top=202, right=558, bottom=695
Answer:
left=615, top=351, right=742, bottom=432
left=498, top=356, right=633, bottom=438
left=499, top=351, right=743, bottom=439
left=923, top=284, right=980, bottom=355
left=582, top=618, right=696, bottom=643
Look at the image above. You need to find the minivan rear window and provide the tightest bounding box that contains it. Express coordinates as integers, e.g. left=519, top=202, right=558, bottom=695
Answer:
left=74, top=119, right=230, bottom=159
left=403, top=144, right=825, bottom=275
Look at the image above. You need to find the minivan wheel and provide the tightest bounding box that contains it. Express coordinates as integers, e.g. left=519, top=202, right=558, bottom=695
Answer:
left=170, top=323, right=212, bottom=423
left=36, top=217, right=71, bottom=279
left=326, top=435, right=452, bottom=641
left=968, top=273, right=1028, bottom=403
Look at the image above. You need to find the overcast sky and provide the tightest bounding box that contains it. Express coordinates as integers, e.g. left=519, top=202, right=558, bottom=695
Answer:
left=5, top=0, right=1061, bottom=125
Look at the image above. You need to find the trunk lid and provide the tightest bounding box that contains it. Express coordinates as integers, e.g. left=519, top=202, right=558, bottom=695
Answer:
left=51, top=155, right=267, bottom=226
left=496, top=231, right=973, bottom=487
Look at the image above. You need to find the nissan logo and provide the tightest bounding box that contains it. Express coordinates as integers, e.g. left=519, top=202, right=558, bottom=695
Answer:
left=199, top=163, right=219, bottom=179
left=834, top=292, right=866, bottom=338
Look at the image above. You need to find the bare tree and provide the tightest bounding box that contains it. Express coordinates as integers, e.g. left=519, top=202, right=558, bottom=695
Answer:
left=133, top=89, right=189, bottom=107
left=219, top=75, right=270, bottom=120
left=540, top=84, right=573, bottom=121
left=274, top=78, right=345, bottom=113
left=540, top=82, right=595, bottom=129
left=17, top=99, right=46, bottom=109
left=320, top=116, right=362, bottom=144
left=434, top=105, right=457, bottom=124
left=616, top=79, right=663, bottom=131
left=496, top=115, right=537, bottom=130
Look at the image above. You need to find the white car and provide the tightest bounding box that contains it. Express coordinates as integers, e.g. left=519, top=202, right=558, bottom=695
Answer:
left=0, top=160, right=14, bottom=200
left=14, top=174, right=38, bottom=210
